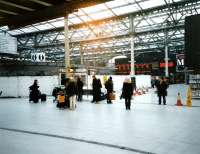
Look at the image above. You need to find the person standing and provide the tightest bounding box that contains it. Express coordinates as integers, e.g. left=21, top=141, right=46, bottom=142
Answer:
left=96, top=78, right=102, bottom=103
left=122, top=77, right=133, bottom=110
left=105, top=76, right=113, bottom=104
left=76, top=77, right=84, bottom=102
left=29, top=79, right=40, bottom=103
left=156, top=77, right=168, bottom=105
left=91, top=75, right=98, bottom=103
left=66, top=78, right=77, bottom=110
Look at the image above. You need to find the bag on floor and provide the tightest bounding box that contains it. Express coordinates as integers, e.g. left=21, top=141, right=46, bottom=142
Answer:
left=109, top=93, right=116, bottom=100
left=40, top=94, right=46, bottom=101
left=57, top=94, right=65, bottom=108
left=100, top=92, right=106, bottom=101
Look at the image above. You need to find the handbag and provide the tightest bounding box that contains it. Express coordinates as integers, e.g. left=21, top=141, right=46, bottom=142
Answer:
left=109, top=93, right=116, bottom=100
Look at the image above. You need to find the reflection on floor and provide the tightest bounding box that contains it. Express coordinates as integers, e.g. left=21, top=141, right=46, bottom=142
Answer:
left=0, top=84, right=200, bottom=154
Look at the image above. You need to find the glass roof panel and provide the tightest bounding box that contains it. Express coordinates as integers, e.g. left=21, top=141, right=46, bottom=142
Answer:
left=106, top=0, right=130, bottom=8
left=68, top=17, right=82, bottom=24
left=89, top=10, right=114, bottom=20
left=50, top=20, right=64, bottom=28
left=112, top=4, right=139, bottom=15
left=9, top=30, right=23, bottom=35
left=19, top=26, right=39, bottom=33
left=77, top=15, right=93, bottom=22
left=36, top=23, right=55, bottom=30
left=2, top=0, right=187, bottom=35
left=82, top=3, right=107, bottom=14
left=139, top=0, right=165, bottom=9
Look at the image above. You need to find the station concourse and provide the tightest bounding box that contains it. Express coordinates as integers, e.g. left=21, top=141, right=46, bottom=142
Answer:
left=0, top=0, right=200, bottom=154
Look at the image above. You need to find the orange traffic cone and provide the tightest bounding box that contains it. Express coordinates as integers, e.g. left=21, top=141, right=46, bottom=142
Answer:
left=176, top=93, right=183, bottom=106
left=133, top=90, right=137, bottom=96
left=137, top=89, right=142, bottom=95
left=186, top=86, right=192, bottom=107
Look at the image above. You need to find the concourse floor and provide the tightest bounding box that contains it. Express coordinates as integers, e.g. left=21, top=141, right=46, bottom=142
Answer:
left=0, top=84, right=200, bottom=154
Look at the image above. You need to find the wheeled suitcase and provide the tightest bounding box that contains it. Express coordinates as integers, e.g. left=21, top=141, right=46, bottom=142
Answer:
left=40, top=94, right=46, bottom=101
left=57, top=94, right=65, bottom=108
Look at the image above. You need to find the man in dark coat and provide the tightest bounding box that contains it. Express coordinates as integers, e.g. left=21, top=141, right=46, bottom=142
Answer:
left=105, top=76, right=113, bottom=104
left=122, top=78, right=133, bottom=110
left=91, top=75, right=101, bottom=103
left=156, top=77, right=168, bottom=105
left=96, top=79, right=102, bottom=102
left=76, top=77, right=84, bottom=101
left=29, top=80, right=40, bottom=103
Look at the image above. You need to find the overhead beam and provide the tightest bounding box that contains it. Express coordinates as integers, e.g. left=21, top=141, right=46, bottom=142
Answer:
left=0, top=9, right=18, bottom=15
left=17, top=24, right=184, bottom=45
left=18, top=34, right=183, bottom=50
left=29, top=0, right=52, bottom=6
left=0, top=0, right=35, bottom=11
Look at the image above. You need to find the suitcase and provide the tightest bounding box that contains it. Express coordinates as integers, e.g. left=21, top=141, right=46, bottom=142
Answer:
left=57, top=94, right=65, bottom=108
left=40, top=94, right=46, bottom=101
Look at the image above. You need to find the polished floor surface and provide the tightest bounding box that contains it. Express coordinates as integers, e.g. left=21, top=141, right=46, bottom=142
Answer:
left=0, top=84, right=200, bottom=154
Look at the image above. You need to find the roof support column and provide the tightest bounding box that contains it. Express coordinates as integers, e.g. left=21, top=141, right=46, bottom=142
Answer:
left=64, top=13, right=71, bottom=78
left=165, top=22, right=169, bottom=77
left=130, top=15, right=135, bottom=77
left=80, top=43, right=84, bottom=65
left=165, top=44, right=169, bottom=77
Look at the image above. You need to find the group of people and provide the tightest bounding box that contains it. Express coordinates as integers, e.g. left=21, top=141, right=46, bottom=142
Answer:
left=92, top=75, right=134, bottom=110
left=93, top=75, right=169, bottom=109
left=91, top=75, right=103, bottom=103
left=30, top=75, right=169, bottom=110
left=53, top=77, right=84, bottom=109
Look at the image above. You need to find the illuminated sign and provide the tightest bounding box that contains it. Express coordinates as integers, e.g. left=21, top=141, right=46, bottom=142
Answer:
left=159, top=62, right=174, bottom=68
left=176, top=54, right=185, bottom=72
left=31, top=53, right=46, bottom=62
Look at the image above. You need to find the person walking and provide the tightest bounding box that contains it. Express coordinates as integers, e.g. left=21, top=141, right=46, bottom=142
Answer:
left=156, top=77, right=168, bottom=105
left=76, top=77, right=84, bottom=102
left=105, top=76, right=113, bottom=104
left=122, top=77, right=133, bottom=110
